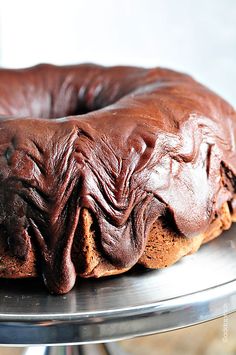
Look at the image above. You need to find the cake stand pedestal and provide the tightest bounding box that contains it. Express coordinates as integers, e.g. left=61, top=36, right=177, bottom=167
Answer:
left=0, top=225, right=236, bottom=354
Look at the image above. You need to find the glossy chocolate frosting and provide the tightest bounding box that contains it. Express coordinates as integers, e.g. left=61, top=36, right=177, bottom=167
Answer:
left=0, top=64, right=235, bottom=293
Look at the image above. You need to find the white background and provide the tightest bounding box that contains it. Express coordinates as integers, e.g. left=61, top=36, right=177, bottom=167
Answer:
left=0, top=0, right=235, bottom=105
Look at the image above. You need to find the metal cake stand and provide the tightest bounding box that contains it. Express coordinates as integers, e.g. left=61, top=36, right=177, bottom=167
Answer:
left=0, top=225, right=236, bottom=354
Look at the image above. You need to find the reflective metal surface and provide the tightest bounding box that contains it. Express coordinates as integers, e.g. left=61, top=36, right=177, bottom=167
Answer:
left=0, top=225, right=236, bottom=345
left=24, top=343, right=129, bottom=355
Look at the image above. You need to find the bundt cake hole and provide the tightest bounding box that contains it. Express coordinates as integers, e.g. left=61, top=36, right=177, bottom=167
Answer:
left=0, top=83, right=116, bottom=120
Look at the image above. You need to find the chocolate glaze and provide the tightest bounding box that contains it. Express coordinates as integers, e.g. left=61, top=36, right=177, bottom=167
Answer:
left=0, top=64, right=235, bottom=294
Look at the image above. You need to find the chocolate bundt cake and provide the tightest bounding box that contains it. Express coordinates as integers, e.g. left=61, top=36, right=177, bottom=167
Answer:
left=0, top=64, right=235, bottom=294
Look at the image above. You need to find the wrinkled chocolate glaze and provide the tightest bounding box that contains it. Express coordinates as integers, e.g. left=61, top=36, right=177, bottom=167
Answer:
left=0, top=64, right=235, bottom=294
